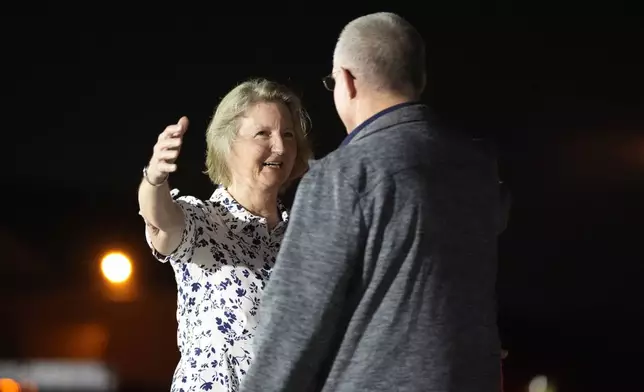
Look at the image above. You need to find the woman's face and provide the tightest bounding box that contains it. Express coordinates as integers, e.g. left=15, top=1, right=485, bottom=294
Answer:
left=227, top=101, right=298, bottom=192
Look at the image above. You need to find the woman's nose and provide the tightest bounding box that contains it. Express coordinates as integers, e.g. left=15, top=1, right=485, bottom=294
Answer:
left=271, top=135, right=285, bottom=155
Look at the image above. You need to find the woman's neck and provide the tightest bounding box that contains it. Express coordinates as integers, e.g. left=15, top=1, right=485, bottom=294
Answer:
left=226, top=183, right=281, bottom=229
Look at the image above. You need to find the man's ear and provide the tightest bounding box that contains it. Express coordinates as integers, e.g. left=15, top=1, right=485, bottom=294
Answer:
left=340, top=67, right=357, bottom=99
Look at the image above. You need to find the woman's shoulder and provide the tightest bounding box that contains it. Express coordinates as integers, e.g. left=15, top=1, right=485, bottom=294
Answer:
left=172, top=190, right=232, bottom=229
left=175, top=194, right=207, bottom=208
left=171, top=189, right=216, bottom=210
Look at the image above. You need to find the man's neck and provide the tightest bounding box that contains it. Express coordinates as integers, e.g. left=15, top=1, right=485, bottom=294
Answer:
left=348, top=94, right=415, bottom=134
left=226, top=183, right=280, bottom=222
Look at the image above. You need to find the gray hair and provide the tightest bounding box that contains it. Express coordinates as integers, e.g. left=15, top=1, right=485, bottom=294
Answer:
left=333, top=12, right=426, bottom=98
left=204, top=78, right=313, bottom=188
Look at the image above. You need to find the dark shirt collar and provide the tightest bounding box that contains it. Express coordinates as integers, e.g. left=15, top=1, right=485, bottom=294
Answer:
left=340, top=101, right=420, bottom=147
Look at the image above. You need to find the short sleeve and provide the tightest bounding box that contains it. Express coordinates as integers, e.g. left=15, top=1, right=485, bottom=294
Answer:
left=144, top=195, right=208, bottom=264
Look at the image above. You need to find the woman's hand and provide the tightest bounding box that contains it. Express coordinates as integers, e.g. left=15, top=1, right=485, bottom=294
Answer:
left=146, top=116, right=189, bottom=185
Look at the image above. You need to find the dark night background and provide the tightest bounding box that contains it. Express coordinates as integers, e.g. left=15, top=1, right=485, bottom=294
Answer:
left=2, top=4, right=643, bottom=391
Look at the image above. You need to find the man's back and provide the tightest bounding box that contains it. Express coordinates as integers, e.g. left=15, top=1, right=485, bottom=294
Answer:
left=240, top=103, right=502, bottom=392
left=313, top=103, right=502, bottom=391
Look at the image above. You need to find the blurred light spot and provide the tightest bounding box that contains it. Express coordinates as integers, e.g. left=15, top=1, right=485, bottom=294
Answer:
left=529, top=374, right=556, bottom=392
left=0, top=360, right=116, bottom=391
left=19, top=380, right=38, bottom=392
left=100, top=252, right=132, bottom=284
left=0, top=378, right=21, bottom=392
left=529, top=375, right=548, bottom=392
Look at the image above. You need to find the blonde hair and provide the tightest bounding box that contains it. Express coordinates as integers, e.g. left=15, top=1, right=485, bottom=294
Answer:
left=204, top=78, right=313, bottom=188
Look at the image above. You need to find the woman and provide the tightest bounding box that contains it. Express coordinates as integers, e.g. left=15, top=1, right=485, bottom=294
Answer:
left=137, top=78, right=312, bottom=392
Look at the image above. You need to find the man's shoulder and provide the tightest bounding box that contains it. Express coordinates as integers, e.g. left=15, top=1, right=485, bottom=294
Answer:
left=301, top=149, right=398, bottom=199
left=305, top=147, right=377, bottom=185
left=315, top=125, right=431, bottom=182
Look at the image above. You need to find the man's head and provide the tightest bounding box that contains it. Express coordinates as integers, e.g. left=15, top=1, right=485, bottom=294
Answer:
left=326, top=12, right=426, bottom=131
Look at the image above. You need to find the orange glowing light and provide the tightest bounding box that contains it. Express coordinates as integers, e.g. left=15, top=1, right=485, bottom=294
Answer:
left=0, top=378, right=21, bottom=392
left=100, top=251, right=132, bottom=284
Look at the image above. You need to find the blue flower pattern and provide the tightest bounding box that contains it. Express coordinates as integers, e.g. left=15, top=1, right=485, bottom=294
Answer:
left=145, top=187, right=288, bottom=392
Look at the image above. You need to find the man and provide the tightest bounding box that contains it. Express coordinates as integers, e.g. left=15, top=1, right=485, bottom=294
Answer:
left=241, top=12, right=503, bottom=392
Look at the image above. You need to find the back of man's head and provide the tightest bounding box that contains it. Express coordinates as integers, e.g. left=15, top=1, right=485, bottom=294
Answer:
left=334, top=12, right=426, bottom=99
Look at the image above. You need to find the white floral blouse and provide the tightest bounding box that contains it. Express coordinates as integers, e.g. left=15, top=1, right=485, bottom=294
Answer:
left=145, top=187, right=288, bottom=392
